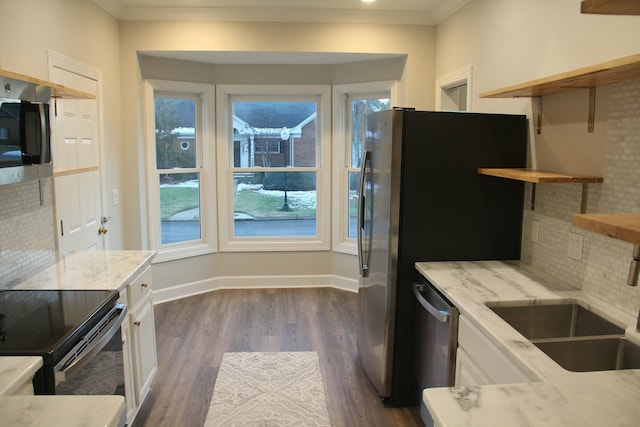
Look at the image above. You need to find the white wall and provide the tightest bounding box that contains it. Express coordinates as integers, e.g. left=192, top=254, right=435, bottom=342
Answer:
left=119, top=21, right=436, bottom=292
left=0, top=0, right=125, bottom=249
left=436, top=0, right=640, bottom=316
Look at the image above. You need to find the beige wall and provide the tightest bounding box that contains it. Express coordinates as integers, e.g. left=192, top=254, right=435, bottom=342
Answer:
left=0, top=0, right=125, bottom=249
left=436, top=0, right=640, bottom=316
left=119, top=21, right=436, bottom=291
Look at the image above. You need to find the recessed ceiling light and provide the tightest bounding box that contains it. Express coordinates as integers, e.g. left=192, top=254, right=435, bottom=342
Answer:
left=361, top=0, right=376, bottom=3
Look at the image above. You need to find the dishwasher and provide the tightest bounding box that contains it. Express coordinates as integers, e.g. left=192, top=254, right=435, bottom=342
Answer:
left=413, top=277, right=459, bottom=427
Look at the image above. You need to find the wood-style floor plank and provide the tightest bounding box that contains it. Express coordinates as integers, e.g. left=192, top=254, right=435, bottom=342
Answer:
left=133, top=288, right=423, bottom=427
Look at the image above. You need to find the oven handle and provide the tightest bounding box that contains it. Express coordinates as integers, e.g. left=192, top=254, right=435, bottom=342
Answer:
left=54, top=303, right=127, bottom=385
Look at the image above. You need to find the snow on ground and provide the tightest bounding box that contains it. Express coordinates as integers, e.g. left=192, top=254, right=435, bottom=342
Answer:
left=162, top=181, right=317, bottom=209
left=237, top=183, right=316, bottom=209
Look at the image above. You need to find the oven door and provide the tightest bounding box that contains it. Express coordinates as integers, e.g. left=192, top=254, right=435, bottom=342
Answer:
left=54, top=303, right=127, bottom=396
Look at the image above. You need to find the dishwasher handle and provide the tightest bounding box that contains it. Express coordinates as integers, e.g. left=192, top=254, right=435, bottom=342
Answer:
left=413, top=283, right=450, bottom=323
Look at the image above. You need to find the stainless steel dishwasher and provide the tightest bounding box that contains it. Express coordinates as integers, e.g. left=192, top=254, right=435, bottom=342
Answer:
left=413, top=277, right=459, bottom=427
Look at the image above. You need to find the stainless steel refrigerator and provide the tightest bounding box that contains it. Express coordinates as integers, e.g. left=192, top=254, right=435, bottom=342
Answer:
left=356, top=108, right=527, bottom=406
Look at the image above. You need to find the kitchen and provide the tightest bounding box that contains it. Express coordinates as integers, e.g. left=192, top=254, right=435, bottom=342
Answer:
left=1, top=0, right=639, bottom=425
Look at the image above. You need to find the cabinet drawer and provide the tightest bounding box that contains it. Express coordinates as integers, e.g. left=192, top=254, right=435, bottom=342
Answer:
left=127, top=266, right=152, bottom=309
left=458, top=315, right=531, bottom=384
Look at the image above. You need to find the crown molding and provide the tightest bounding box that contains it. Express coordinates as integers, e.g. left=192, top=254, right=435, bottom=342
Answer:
left=93, top=0, right=472, bottom=25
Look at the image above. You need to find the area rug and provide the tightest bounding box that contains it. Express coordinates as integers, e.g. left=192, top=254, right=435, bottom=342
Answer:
left=205, top=351, right=331, bottom=426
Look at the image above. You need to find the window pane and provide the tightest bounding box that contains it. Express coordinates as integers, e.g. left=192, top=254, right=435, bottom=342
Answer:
left=350, top=98, right=390, bottom=168
left=233, top=171, right=316, bottom=237
left=232, top=101, right=317, bottom=168
left=155, top=97, right=196, bottom=169
left=348, top=171, right=360, bottom=238
left=160, top=173, right=200, bottom=244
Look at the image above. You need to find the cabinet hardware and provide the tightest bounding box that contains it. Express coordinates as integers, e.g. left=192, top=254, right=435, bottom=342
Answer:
left=134, top=320, right=141, bottom=327
left=141, top=283, right=148, bottom=288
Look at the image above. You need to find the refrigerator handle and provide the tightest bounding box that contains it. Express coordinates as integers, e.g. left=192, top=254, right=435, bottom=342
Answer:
left=358, top=150, right=370, bottom=278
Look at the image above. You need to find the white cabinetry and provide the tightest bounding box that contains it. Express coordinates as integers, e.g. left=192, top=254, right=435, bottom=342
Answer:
left=120, top=264, right=158, bottom=424
left=455, top=315, right=531, bottom=386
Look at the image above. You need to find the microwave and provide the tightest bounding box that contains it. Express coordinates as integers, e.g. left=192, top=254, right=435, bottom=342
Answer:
left=0, top=98, right=52, bottom=186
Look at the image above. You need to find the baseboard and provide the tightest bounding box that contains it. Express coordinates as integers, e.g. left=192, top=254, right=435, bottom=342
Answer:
left=152, top=274, right=358, bottom=305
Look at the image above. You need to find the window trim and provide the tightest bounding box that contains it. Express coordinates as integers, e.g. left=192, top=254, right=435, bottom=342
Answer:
left=216, top=85, right=331, bottom=252
left=144, top=79, right=217, bottom=263
left=331, top=81, right=398, bottom=255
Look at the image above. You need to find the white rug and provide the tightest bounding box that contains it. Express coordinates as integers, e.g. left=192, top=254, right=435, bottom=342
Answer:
left=205, top=351, right=331, bottom=426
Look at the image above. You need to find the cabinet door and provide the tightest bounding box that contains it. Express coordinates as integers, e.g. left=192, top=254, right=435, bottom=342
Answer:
left=121, top=318, right=138, bottom=423
left=131, top=293, right=158, bottom=405
left=455, top=348, right=491, bottom=387
left=457, top=315, right=532, bottom=385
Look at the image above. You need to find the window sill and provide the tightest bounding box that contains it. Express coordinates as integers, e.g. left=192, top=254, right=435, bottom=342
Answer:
left=151, top=242, right=217, bottom=264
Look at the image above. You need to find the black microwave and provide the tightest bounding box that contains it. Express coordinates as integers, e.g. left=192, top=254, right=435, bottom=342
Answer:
left=0, top=99, right=52, bottom=185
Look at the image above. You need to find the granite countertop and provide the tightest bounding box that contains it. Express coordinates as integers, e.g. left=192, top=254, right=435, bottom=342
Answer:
left=3, top=250, right=156, bottom=292
left=415, top=260, right=640, bottom=427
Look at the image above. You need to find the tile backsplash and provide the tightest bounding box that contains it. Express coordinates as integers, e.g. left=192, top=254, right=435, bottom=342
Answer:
left=0, top=178, right=56, bottom=283
left=522, top=78, right=640, bottom=316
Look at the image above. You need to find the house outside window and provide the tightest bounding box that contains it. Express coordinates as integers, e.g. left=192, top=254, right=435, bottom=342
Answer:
left=216, top=85, right=331, bottom=252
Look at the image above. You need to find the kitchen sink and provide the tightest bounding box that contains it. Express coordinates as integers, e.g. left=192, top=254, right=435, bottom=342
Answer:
left=534, top=337, right=640, bottom=372
left=489, top=303, right=624, bottom=339
left=488, top=302, right=640, bottom=372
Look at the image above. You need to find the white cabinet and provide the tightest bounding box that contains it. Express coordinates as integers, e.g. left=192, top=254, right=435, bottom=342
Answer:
left=120, top=264, right=158, bottom=425
left=131, top=292, right=157, bottom=405
left=455, top=315, right=531, bottom=386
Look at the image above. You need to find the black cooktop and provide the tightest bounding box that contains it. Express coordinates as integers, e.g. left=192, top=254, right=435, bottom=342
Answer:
left=0, top=289, right=118, bottom=363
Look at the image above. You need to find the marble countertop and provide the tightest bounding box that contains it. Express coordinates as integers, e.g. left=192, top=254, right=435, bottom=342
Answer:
left=0, top=357, right=42, bottom=395
left=0, top=357, right=126, bottom=426
left=416, top=260, right=640, bottom=427
left=0, top=250, right=155, bottom=426
left=0, top=395, right=125, bottom=426
left=3, top=250, right=156, bottom=292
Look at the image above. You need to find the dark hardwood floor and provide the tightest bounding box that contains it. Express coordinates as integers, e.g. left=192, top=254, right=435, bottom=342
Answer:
left=133, top=287, right=423, bottom=427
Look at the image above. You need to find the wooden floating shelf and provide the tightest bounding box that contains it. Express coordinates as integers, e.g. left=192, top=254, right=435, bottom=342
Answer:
left=0, top=68, right=95, bottom=99
left=477, top=168, right=603, bottom=183
left=54, top=166, right=100, bottom=177
left=479, top=54, right=640, bottom=98
left=478, top=168, right=603, bottom=213
left=572, top=213, right=640, bottom=244
left=581, top=0, right=640, bottom=15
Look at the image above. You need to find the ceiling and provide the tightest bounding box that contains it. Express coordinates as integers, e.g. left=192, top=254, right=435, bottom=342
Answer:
left=94, top=0, right=470, bottom=25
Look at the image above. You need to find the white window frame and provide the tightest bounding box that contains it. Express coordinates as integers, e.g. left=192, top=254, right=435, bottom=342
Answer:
left=216, top=85, right=331, bottom=252
left=143, top=80, right=217, bottom=263
left=331, top=81, right=398, bottom=255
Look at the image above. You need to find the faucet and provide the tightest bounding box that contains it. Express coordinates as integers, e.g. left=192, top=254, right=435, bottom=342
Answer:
left=627, top=244, right=640, bottom=287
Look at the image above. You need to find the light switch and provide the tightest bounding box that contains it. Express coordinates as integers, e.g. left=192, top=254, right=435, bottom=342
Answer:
left=112, top=188, right=120, bottom=206
left=568, top=232, right=583, bottom=260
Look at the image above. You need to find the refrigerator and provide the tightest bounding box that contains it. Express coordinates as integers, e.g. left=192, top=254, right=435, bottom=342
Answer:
left=356, top=108, right=527, bottom=406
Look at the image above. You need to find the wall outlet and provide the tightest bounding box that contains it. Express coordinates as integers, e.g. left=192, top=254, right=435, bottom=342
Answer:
left=531, top=221, right=540, bottom=243
left=568, top=232, right=583, bottom=260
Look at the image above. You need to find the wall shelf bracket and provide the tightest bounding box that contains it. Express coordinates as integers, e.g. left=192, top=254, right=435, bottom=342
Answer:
left=533, top=96, right=542, bottom=134
left=531, top=183, right=537, bottom=210
left=580, top=183, right=590, bottom=214
left=588, top=87, right=596, bottom=133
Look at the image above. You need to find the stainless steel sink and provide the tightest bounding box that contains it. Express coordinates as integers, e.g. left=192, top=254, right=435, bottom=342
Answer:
left=533, top=337, right=640, bottom=372
left=489, top=303, right=624, bottom=339
left=488, top=302, right=640, bottom=372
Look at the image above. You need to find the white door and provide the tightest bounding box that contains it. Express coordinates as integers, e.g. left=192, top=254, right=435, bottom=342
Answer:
left=50, top=69, right=104, bottom=254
